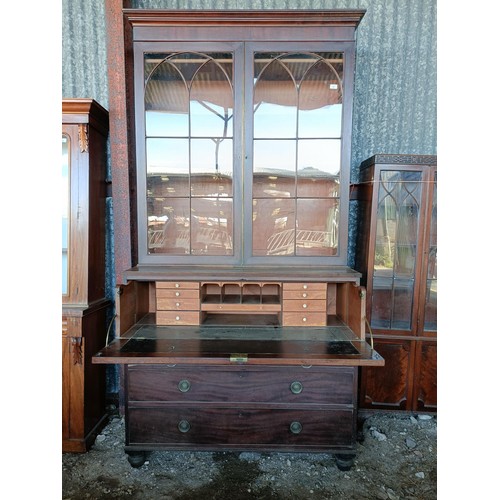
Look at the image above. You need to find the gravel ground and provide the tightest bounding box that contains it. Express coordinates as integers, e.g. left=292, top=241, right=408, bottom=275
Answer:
left=62, top=410, right=437, bottom=499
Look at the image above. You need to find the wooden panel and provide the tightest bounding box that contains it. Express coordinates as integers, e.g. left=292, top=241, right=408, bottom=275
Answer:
left=413, top=341, right=437, bottom=412
left=359, top=339, right=413, bottom=411
left=282, top=312, right=326, bottom=327
left=127, top=366, right=355, bottom=405
left=127, top=407, right=355, bottom=449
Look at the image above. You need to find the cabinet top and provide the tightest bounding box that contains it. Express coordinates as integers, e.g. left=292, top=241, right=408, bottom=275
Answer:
left=360, top=154, right=437, bottom=170
left=62, top=99, right=109, bottom=131
left=123, top=265, right=361, bottom=285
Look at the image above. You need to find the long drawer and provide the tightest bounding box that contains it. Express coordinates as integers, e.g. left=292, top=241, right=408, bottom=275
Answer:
left=127, top=366, right=355, bottom=405
left=127, top=407, right=355, bottom=449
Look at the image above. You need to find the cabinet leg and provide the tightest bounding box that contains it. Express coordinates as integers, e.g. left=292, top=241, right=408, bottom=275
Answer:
left=334, top=453, right=356, bottom=471
left=126, top=451, right=147, bottom=468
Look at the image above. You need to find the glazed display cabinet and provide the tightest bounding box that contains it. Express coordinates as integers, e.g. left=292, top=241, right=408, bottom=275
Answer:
left=352, top=154, right=437, bottom=413
left=62, top=99, right=111, bottom=452
left=94, top=9, right=383, bottom=470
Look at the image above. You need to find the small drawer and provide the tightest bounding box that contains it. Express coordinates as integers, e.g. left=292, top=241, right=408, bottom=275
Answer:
left=156, top=311, right=200, bottom=325
left=156, top=282, right=200, bottom=290
left=283, top=289, right=326, bottom=300
left=282, top=300, right=326, bottom=312
left=283, top=283, right=327, bottom=292
left=156, top=298, right=200, bottom=311
left=157, top=288, right=200, bottom=300
left=282, top=312, right=326, bottom=326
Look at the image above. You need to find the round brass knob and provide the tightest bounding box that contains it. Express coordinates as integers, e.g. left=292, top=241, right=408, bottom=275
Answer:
left=290, top=421, right=302, bottom=434
left=290, top=381, right=303, bottom=394
left=178, top=379, right=191, bottom=392
left=178, top=420, right=191, bottom=433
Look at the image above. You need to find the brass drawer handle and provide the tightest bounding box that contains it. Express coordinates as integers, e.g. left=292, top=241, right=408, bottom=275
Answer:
left=178, top=420, right=191, bottom=433
left=178, top=379, right=191, bottom=392
left=290, top=381, right=303, bottom=394
left=290, top=421, right=302, bottom=434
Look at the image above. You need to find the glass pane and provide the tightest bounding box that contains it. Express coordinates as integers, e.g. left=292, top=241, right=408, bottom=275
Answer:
left=424, top=176, right=437, bottom=331
left=146, top=138, right=189, bottom=197
left=392, top=278, right=414, bottom=330
left=371, top=170, right=423, bottom=331
left=147, top=197, right=190, bottom=254
left=254, top=56, right=297, bottom=138
left=253, top=198, right=295, bottom=256
left=298, top=56, right=343, bottom=138
left=297, top=139, right=340, bottom=197
left=191, top=139, right=233, bottom=197
left=191, top=198, right=233, bottom=255
left=145, top=56, right=189, bottom=137
left=190, top=59, right=233, bottom=138
left=296, top=199, right=339, bottom=256
left=371, top=277, right=393, bottom=329
left=62, top=135, right=69, bottom=295
left=253, top=140, right=296, bottom=197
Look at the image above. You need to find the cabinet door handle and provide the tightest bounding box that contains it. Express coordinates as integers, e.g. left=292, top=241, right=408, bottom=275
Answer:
left=178, top=379, right=191, bottom=392
left=178, top=420, right=191, bottom=433
left=290, top=421, right=302, bottom=434
left=290, top=381, right=303, bottom=394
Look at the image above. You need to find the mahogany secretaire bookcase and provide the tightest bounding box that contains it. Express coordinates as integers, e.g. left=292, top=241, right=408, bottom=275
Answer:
left=93, top=9, right=383, bottom=470
left=62, top=99, right=111, bottom=452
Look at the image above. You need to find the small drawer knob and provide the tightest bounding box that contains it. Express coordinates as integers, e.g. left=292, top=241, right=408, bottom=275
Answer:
left=175, top=316, right=181, bottom=321
left=178, top=420, right=191, bottom=433
left=302, top=317, right=307, bottom=322
left=302, top=293, right=307, bottom=298
left=175, top=291, right=180, bottom=296
left=176, top=302, right=180, bottom=307
left=302, top=303, right=307, bottom=309
left=290, top=421, right=302, bottom=434
left=303, top=285, right=308, bottom=289
left=178, top=379, right=191, bottom=392
left=290, top=381, right=303, bottom=394
left=175, top=283, right=180, bottom=288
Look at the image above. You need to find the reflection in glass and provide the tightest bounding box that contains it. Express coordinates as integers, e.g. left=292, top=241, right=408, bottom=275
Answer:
left=144, top=52, right=234, bottom=256
left=191, top=139, right=233, bottom=197
left=297, top=139, right=340, bottom=197
left=146, top=138, right=189, bottom=197
left=296, top=199, right=338, bottom=256
left=371, top=170, right=423, bottom=330
left=62, top=135, right=69, bottom=295
left=253, top=140, right=296, bottom=197
left=147, top=197, right=190, bottom=254
left=424, top=174, right=437, bottom=331
left=252, top=52, right=343, bottom=257
left=191, top=198, right=233, bottom=255
left=252, top=198, right=295, bottom=255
